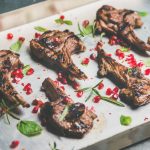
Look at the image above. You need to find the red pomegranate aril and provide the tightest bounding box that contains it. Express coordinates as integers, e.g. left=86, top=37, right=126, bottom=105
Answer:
left=63, top=96, right=72, bottom=103
left=82, top=20, right=89, bottom=28
left=76, top=91, right=83, bottom=98
left=145, top=68, right=150, bottom=75
left=32, top=106, right=39, bottom=113
left=106, top=88, right=112, bottom=96
left=60, top=15, right=65, bottom=20
left=18, top=37, right=25, bottom=42
left=26, top=88, right=33, bottom=95
left=60, top=86, right=65, bottom=91
left=90, top=53, right=97, bottom=60
left=93, top=96, right=101, bottom=103
left=81, top=58, right=90, bottom=65
left=98, top=82, right=104, bottom=90
left=23, top=83, right=31, bottom=91
left=137, top=62, right=144, bottom=67
left=35, top=32, right=41, bottom=38
left=115, top=49, right=122, bottom=56
left=73, top=82, right=80, bottom=90
left=10, top=140, right=19, bottom=148
left=32, top=99, right=39, bottom=105
left=7, top=33, right=13, bottom=40
left=61, top=77, right=67, bottom=84
left=113, top=87, right=119, bottom=93
left=26, top=68, right=34, bottom=75
left=111, top=93, right=119, bottom=99
left=54, top=80, right=59, bottom=86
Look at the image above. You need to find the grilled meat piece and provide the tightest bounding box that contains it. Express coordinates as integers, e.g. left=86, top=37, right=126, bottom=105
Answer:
left=95, top=5, right=150, bottom=52
left=96, top=43, right=150, bottom=106
left=0, top=50, right=29, bottom=107
left=30, top=30, right=87, bottom=86
left=40, top=78, right=97, bottom=138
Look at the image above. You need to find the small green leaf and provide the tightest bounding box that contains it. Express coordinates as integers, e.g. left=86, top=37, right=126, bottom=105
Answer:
left=82, top=25, right=93, bottom=35
left=120, top=115, right=132, bottom=126
left=137, top=11, right=148, bottom=17
left=17, top=120, right=42, bottom=137
left=85, top=90, right=93, bottom=102
left=120, top=47, right=129, bottom=52
left=22, top=65, right=30, bottom=75
left=55, top=19, right=64, bottom=24
left=34, top=26, right=48, bottom=32
left=59, top=105, right=69, bottom=121
left=63, top=20, right=73, bottom=25
left=92, top=80, right=103, bottom=89
left=10, top=40, right=23, bottom=52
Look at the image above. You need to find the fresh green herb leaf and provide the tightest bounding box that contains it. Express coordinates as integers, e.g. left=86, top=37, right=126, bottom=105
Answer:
left=34, top=26, right=48, bottom=32
left=78, top=23, right=84, bottom=37
left=127, top=68, right=132, bottom=74
left=59, top=105, right=69, bottom=121
left=92, top=89, right=125, bottom=107
left=120, top=47, right=129, bottom=52
left=137, top=11, right=148, bottom=17
left=55, top=19, right=64, bottom=24
left=100, top=32, right=106, bottom=41
left=85, top=90, right=93, bottom=102
left=22, top=65, right=30, bottom=75
left=120, top=115, right=132, bottom=126
left=10, top=40, right=23, bottom=52
left=17, top=120, right=42, bottom=137
left=63, top=20, right=73, bottom=25
left=92, top=80, right=103, bottom=89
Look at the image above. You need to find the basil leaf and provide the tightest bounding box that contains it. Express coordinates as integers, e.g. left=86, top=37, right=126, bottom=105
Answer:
left=22, top=65, right=30, bottom=75
left=17, top=120, right=42, bottom=137
left=55, top=19, right=64, bottom=24
left=63, top=20, right=73, bottom=25
left=10, top=40, right=23, bottom=52
left=59, top=105, right=69, bottom=121
left=120, top=115, right=132, bottom=126
left=34, top=26, right=48, bottom=32
left=137, top=11, right=148, bottom=17
left=120, top=47, right=129, bottom=52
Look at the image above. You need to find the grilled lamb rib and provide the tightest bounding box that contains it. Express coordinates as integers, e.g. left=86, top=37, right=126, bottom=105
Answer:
left=40, top=78, right=97, bottom=138
left=96, top=43, right=150, bottom=106
left=30, top=30, right=87, bottom=86
left=95, top=5, right=150, bottom=52
left=0, top=50, right=29, bottom=107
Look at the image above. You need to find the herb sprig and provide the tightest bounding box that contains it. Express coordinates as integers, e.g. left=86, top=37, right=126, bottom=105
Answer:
left=55, top=18, right=72, bottom=25
left=10, top=40, right=24, bottom=52
left=75, top=81, right=125, bottom=107
left=137, top=11, right=148, bottom=17
left=34, top=26, right=48, bottom=32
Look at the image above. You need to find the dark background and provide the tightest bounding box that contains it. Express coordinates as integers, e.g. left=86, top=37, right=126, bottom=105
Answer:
left=0, top=0, right=45, bottom=14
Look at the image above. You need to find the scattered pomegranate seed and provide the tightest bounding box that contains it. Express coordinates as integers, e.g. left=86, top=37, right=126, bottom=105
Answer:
left=113, top=87, right=119, bottom=94
left=76, top=91, right=83, bottom=98
left=26, top=88, right=33, bottom=95
left=82, top=20, right=89, bottom=28
left=60, top=15, right=65, bottom=20
left=126, top=54, right=137, bottom=68
left=60, top=86, right=65, bottom=91
left=10, top=140, right=19, bottom=148
left=11, top=69, right=24, bottom=83
left=32, top=106, right=39, bottom=113
left=26, top=68, right=34, bottom=75
left=35, top=32, right=41, bottom=38
left=90, top=53, right=97, bottom=60
left=63, top=96, right=72, bottom=103
left=98, top=82, right=104, bottom=90
left=145, top=68, right=150, bottom=75
left=115, top=49, right=125, bottom=60
left=23, top=83, right=31, bottom=91
left=32, top=99, right=39, bottom=105
left=111, top=93, right=119, bottom=99
left=106, top=88, right=112, bottom=96
left=81, top=58, right=90, bottom=65
left=73, top=82, right=80, bottom=90
left=95, top=41, right=103, bottom=50
left=7, top=33, right=13, bottom=40
left=108, top=36, right=117, bottom=45
left=137, top=62, right=144, bottom=68
left=93, top=96, right=101, bottom=103
left=57, top=72, right=67, bottom=84
left=18, top=37, right=25, bottom=42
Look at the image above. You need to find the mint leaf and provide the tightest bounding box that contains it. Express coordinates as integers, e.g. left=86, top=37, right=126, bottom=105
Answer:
left=17, top=120, right=42, bottom=137
left=63, top=20, right=73, bottom=25
left=120, top=115, right=132, bottom=126
left=10, top=40, right=23, bottom=52
left=120, top=47, right=129, bottom=52
left=55, top=19, right=64, bottom=24
left=137, top=11, right=148, bottom=17
left=22, top=65, right=30, bottom=75
left=55, top=19, right=72, bottom=25
left=82, top=25, right=93, bottom=35
left=34, top=26, right=48, bottom=32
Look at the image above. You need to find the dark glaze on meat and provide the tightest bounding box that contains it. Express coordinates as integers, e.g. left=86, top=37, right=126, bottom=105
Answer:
left=30, top=30, right=87, bottom=86
left=96, top=43, right=150, bottom=106
left=95, top=5, right=150, bottom=52
left=40, top=78, right=97, bottom=138
left=0, top=50, right=29, bottom=107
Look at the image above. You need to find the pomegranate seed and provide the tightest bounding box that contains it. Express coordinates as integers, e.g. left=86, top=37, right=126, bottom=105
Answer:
left=90, top=53, right=97, bottom=60
left=23, top=83, right=31, bottom=91
left=82, top=20, right=89, bottom=28
left=35, top=32, right=41, bottom=38
left=26, top=88, right=33, bottom=95
left=115, top=49, right=122, bottom=56
left=93, top=96, right=101, bottom=103
left=60, top=86, right=65, bottom=91
left=73, top=82, right=80, bottom=90
left=18, top=37, right=25, bottom=42
left=106, top=88, right=112, bottom=96
left=32, top=106, right=39, bottom=113
left=10, top=140, right=19, bottom=148
left=54, top=80, right=59, bottom=86
left=98, top=82, right=104, bottom=90
left=7, top=33, right=13, bottom=40
left=26, top=68, right=34, bottom=75
left=63, top=96, right=72, bottom=103
left=145, top=69, right=150, bottom=75
left=81, top=58, right=90, bottom=65
left=61, top=77, right=67, bottom=84
left=60, top=15, right=65, bottom=20
left=111, top=93, right=119, bottom=99
left=32, top=99, right=39, bottom=105
left=38, top=100, right=44, bottom=107
left=137, top=62, right=144, bottom=67
left=76, top=91, right=83, bottom=98
left=113, top=87, right=119, bottom=94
